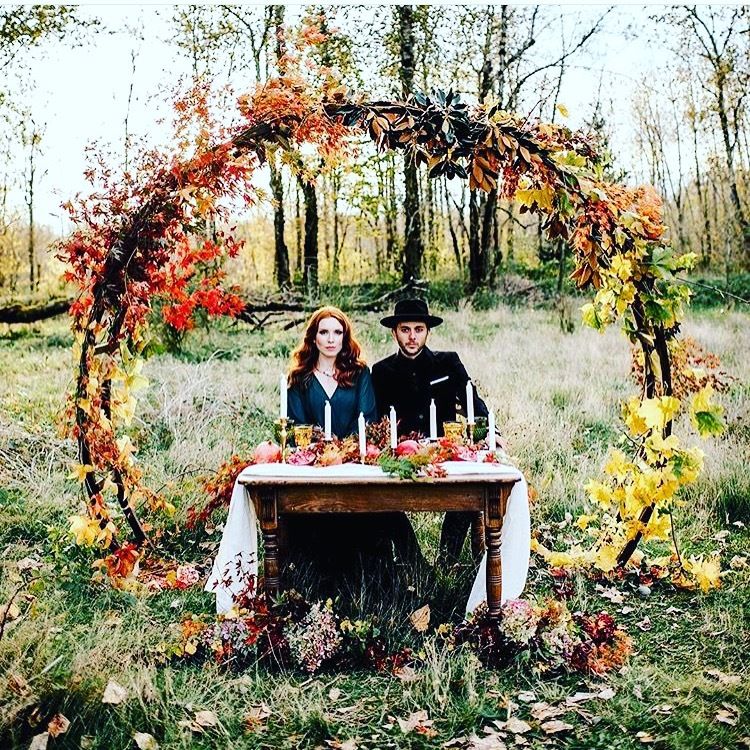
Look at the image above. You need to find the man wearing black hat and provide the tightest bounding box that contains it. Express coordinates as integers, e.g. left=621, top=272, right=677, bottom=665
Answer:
left=371, top=298, right=492, bottom=564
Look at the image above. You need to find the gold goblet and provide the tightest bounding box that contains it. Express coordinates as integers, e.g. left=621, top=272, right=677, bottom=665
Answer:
left=293, top=424, right=313, bottom=449
left=443, top=421, right=465, bottom=442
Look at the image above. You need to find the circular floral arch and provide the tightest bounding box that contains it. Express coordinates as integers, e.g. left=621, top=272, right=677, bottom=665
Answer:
left=59, top=63, right=724, bottom=589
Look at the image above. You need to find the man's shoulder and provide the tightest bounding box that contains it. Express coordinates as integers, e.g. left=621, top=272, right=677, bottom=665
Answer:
left=371, top=353, right=399, bottom=373
left=432, top=350, right=462, bottom=366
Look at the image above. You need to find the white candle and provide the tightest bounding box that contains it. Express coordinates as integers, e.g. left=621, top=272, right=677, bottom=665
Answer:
left=358, top=412, right=366, bottom=459
left=488, top=409, right=496, bottom=451
left=466, top=380, right=475, bottom=424
left=280, top=374, right=288, bottom=419
left=389, top=405, right=397, bottom=449
left=429, top=399, right=437, bottom=440
left=324, top=400, right=332, bottom=440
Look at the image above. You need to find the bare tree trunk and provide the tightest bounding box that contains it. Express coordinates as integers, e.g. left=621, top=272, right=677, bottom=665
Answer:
left=299, top=175, right=318, bottom=292
left=270, top=158, right=290, bottom=288
left=397, top=5, right=423, bottom=283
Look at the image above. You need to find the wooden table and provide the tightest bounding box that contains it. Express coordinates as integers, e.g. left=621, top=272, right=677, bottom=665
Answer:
left=239, top=472, right=520, bottom=619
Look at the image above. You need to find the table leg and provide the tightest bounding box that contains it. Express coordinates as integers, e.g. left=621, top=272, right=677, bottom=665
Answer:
left=258, top=487, right=280, bottom=599
left=484, top=485, right=509, bottom=620
left=470, top=512, right=485, bottom=561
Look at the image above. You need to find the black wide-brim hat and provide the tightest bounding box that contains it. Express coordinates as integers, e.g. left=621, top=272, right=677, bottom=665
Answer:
left=380, top=298, right=443, bottom=328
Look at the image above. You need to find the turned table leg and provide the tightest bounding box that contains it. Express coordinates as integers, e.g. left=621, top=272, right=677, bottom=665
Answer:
left=258, top=487, right=280, bottom=599
left=470, top=512, right=485, bottom=561
left=484, top=485, right=510, bottom=620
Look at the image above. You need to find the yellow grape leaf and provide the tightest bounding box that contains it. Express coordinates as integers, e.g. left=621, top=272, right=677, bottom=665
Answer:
left=684, top=555, right=722, bottom=593
left=643, top=512, right=671, bottom=542
left=555, top=103, right=569, bottom=118
left=690, top=385, right=725, bottom=438
left=638, top=396, right=680, bottom=431
left=581, top=303, right=604, bottom=331
left=610, top=255, right=633, bottom=281
left=623, top=397, right=648, bottom=436
left=515, top=187, right=555, bottom=211
left=584, top=479, right=613, bottom=506
left=594, top=544, right=619, bottom=573
left=603, top=449, right=632, bottom=481
left=68, top=515, right=100, bottom=546
left=68, top=464, right=95, bottom=482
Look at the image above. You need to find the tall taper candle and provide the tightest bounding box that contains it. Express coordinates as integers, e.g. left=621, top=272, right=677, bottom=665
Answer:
left=389, top=405, right=397, bottom=449
left=466, top=380, right=475, bottom=424
left=280, top=374, right=288, bottom=419
left=488, top=410, right=496, bottom=451
left=324, top=400, right=332, bottom=440
left=429, top=399, right=437, bottom=440
left=358, top=412, right=366, bottom=460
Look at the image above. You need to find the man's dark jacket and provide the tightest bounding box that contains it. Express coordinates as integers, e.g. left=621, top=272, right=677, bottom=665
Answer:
left=371, top=347, right=489, bottom=437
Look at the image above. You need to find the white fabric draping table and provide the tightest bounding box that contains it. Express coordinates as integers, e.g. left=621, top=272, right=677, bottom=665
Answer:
left=205, top=461, right=530, bottom=615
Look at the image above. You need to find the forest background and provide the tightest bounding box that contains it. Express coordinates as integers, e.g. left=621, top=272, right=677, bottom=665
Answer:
left=2, top=4, right=750, bottom=311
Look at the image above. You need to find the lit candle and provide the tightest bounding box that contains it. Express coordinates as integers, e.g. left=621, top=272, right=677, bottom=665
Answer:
left=358, top=412, right=366, bottom=460
left=324, top=400, right=332, bottom=440
left=389, top=405, right=397, bottom=449
left=488, top=409, right=496, bottom=451
left=280, top=374, right=288, bottom=419
left=429, top=399, right=437, bottom=440
left=466, top=380, right=475, bottom=424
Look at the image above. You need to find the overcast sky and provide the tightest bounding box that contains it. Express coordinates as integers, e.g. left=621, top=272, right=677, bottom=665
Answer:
left=6, top=3, right=678, bottom=230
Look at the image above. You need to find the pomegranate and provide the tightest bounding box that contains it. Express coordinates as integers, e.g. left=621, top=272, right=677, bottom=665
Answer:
left=253, top=441, right=282, bottom=464
left=395, top=439, right=420, bottom=457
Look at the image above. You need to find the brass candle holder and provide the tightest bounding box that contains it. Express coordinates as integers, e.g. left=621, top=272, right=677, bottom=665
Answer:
left=276, top=417, right=288, bottom=462
left=468, top=421, right=475, bottom=445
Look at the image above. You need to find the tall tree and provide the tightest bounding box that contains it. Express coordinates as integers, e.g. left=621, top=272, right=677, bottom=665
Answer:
left=396, top=5, right=423, bottom=284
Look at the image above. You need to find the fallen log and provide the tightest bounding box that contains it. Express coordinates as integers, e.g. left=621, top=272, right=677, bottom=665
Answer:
left=0, top=297, right=73, bottom=324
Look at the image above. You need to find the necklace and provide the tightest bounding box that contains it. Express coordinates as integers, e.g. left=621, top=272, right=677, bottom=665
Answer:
left=315, top=366, right=337, bottom=379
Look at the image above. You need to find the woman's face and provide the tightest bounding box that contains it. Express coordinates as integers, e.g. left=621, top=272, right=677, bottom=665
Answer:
left=315, top=316, right=345, bottom=358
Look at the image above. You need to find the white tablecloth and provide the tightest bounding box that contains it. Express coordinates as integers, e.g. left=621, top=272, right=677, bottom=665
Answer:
left=205, top=461, right=530, bottom=615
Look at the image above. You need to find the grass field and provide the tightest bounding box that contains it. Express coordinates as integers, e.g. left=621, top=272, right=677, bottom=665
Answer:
left=1, top=304, right=748, bottom=749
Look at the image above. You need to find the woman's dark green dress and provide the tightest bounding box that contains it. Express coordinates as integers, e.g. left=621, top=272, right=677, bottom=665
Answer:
left=283, top=367, right=422, bottom=589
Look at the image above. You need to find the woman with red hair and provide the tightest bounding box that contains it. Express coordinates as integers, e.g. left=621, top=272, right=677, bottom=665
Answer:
left=283, top=306, right=424, bottom=589
left=287, top=306, right=377, bottom=436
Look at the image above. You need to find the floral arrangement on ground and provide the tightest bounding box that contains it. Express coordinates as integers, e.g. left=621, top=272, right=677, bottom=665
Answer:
left=162, top=586, right=632, bottom=677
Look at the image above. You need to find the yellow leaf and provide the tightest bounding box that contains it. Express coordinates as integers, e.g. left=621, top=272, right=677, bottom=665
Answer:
left=584, top=479, right=613, bottom=506
left=638, top=396, right=681, bottom=431
left=622, top=397, right=648, bottom=436
left=68, top=464, right=95, bottom=482
left=594, top=544, right=619, bottom=573
left=643, top=512, right=671, bottom=541
left=555, top=103, right=569, bottom=118
left=684, top=555, right=722, bottom=593
left=409, top=604, right=430, bottom=633
left=68, top=515, right=100, bottom=546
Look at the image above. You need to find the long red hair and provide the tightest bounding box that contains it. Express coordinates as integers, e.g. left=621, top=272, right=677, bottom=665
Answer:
left=288, top=306, right=367, bottom=388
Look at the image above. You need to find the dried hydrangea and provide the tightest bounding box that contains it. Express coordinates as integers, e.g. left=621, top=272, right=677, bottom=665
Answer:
left=286, top=602, right=342, bottom=673
left=499, top=599, right=540, bottom=645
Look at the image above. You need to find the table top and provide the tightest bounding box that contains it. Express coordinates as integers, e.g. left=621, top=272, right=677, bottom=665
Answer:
left=238, top=465, right=521, bottom=487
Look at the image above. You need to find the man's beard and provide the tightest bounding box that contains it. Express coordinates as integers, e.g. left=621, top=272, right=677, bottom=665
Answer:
left=398, top=341, right=426, bottom=358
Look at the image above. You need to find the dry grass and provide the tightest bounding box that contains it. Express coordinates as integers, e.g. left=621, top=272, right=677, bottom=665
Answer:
left=1, top=306, right=748, bottom=749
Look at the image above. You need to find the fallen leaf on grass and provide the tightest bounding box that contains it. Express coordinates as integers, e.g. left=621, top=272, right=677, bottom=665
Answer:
left=467, top=732, right=507, bottom=750
left=636, top=731, right=655, bottom=743
left=326, top=739, right=358, bottom=750
left=194, top=710, right=218, bottom=728
left=29, top=733, right=49, bottom=750
left=504, top=716, right=531, bottom=734
left=651, top=704, right=673, bottom=715
left=530, top=702, right=564, bottom=721
left=244, top=704, right=271, bottom=731
left=598, top=586, right=625, bottom=604
left=715, top=705, right=739, bottom=726
left=47, top=713, right=70, bottom=737
left=409, top=604, right=430, bottom=633
left=397, top=709, right=433, bottom=734
left=329, top=687, right=341, bottom=701
left=133, top=732, right=159, bottom=749
left=1, top=600, right=21, bottom=622
left=395, top=665, right=421, bottom=682
left=517, top=691, right=536, bottom=703
left=102, top=679, right=128, bottom=704
left=566, top=691, right=598, bottom=705
left=598, top=687, right=616, bottom=700
left=7, top=672, right=30, bottom=696
left=706, top=669, right=742, bottom=686
left=636, top=617, right=652, bottom=632
left=541, top=720, right=573, bottom=734
left=730, top=555, right=747, bottom=570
